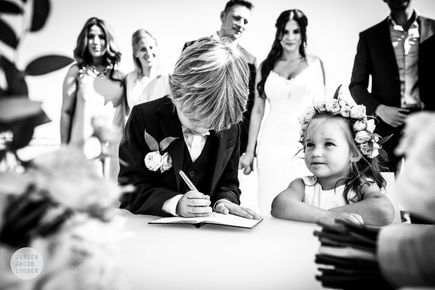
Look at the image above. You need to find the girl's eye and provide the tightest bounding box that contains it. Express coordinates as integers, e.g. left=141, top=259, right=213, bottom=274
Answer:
left=325, top=142, right=335, bottom=147
left=305, top=143, right=314, bottom=148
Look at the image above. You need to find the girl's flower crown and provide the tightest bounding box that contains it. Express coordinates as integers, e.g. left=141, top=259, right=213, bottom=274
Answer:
left=298, top=98, right=381, bottom=159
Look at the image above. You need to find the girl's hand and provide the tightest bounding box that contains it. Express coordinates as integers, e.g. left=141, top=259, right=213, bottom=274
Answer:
left=239, top=152, right=255, bottom=175
left=334, top=212, right=364, bottom=225
left=176, top=190, right=212, bottom=218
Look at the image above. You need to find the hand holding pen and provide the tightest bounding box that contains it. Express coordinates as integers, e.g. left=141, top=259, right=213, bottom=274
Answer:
left=176, top=170, right=212, bottom=217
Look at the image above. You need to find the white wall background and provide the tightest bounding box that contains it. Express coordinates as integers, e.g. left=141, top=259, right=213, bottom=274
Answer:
left=4, top=0, right=435, bottom=144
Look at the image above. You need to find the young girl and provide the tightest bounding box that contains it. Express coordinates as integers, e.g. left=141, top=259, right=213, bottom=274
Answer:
left=271, top=99, right=395, bottom=226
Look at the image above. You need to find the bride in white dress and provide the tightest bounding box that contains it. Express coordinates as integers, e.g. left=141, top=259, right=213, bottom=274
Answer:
left=240, top=9, right=327, bottom=215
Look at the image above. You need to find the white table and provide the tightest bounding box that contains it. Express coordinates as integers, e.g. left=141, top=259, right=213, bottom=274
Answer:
left=119, top=211, right=322, bottom=290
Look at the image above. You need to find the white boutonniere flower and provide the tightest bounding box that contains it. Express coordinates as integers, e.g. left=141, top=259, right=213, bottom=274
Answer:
left=144, top=151, right=163, bottom=171
left=143, top=130, right=178, bottom=173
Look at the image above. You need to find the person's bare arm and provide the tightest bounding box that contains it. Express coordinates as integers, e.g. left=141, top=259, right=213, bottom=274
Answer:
left=60, top=65, right=79, bottom=144
left=330, top=182, right=395, bottom=226
left=272, top=179, right=366, bottom=225
left=239, top=66, right=266, bottom=174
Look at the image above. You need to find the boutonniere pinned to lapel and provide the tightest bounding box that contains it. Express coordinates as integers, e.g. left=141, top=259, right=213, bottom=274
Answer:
left=144, top=130, right=178, bottom=173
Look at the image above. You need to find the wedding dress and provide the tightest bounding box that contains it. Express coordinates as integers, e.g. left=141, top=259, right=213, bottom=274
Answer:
left=256, top=57, right=327, bottom=215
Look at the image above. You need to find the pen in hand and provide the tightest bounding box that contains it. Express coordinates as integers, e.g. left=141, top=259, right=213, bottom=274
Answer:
left=178, top=170, right=198, bottom=191
left=179, top=169, right=210, bottom=201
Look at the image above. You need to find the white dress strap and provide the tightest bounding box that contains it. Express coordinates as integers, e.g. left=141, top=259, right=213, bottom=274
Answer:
left=302, top=176, right=318, bottom=206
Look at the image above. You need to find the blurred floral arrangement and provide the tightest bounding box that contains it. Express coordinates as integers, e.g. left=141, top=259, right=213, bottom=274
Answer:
left=0, top=1, right=132, bottom=289
left=0, top=147, right=132, bottom=289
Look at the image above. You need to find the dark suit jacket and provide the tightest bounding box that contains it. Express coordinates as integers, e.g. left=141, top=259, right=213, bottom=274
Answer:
left=118, top=96, right=241, bottom=216
left=183, top=38, right=257, bottom=153
left=349, top=16, right=435, bottom=118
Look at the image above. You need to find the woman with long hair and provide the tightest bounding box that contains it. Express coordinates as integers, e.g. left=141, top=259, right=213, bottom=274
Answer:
left=60, top=17, right=125, bottom=179
left=239, top=9, right=327, bottom=215
left=125, top=29, right=170, bottom=112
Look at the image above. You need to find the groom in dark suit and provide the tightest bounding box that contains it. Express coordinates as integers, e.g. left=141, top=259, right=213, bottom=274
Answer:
left=349, top=0, right=435, bottom=173
left=118, top=38, right=259, bottom=219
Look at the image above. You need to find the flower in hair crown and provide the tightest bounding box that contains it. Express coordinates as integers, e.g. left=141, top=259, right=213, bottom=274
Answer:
left=298, top=98, right=381, bottom=159
left=143, top=130, right=178, bottom=173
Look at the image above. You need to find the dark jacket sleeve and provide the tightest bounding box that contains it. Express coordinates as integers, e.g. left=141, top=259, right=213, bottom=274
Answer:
left=349, top=32, right=381, bottom=115
left=118, top=106, right=180, bottom=216
left=211, top=126, right=242, bottom=206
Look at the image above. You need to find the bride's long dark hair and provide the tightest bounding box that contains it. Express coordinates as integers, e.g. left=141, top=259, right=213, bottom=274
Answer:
left=257, top=9, right=308, bottom=98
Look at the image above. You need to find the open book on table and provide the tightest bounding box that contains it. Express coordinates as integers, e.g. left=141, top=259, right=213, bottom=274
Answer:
left=149, top=213, right=263, bottom=229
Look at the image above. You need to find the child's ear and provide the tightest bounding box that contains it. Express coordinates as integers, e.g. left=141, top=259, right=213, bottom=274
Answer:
left=350, top=152, right=362, bottom=162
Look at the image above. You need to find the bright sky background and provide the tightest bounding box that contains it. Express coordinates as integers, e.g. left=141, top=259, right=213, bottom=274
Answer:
left=2, top=0, right=435, bottom=144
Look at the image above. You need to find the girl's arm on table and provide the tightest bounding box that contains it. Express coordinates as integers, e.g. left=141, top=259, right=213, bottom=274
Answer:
left=330, top=182, right=395, bottom=226
left=271, top=178, right=334, bottom=223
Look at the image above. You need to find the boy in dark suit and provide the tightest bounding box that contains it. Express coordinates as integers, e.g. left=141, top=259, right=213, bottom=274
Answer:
left=119, top=38, right=259, bottom=219
left=349, top=0, right=435, bottom=173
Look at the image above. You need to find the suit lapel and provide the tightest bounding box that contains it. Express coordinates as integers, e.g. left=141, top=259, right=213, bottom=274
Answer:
left=157, top=97, right=184, bottom=192
left=378, top=18, right=400, bottom=73
left=419, top=16, right=435, bottom=43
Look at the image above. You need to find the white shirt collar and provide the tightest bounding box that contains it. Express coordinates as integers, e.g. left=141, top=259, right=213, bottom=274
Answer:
left=181, top=125, right=210, bottom=137
left=388, top=10, right=419, bottom=32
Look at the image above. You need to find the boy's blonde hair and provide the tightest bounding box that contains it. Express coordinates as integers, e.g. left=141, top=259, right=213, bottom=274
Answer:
left=169, top=38, right=249, bottom=132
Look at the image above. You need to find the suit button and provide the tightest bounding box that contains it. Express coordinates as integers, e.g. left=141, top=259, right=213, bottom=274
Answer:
left=189, top=170, right=195, bottom=177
